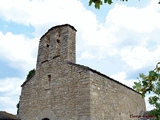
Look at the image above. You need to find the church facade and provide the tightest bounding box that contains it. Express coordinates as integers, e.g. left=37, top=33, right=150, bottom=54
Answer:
left=19, top=24, right=146, bottom=120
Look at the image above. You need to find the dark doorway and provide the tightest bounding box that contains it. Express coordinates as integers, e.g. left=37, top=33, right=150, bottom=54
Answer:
left=42, top=118, right=50, bottom=120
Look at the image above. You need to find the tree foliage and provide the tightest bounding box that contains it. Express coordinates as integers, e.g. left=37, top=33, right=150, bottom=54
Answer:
left=16, top=102, right=19, bottom=114
left=89, top=0, right=160, bottom=9
left=26, top=69, right=36, bottom=80
left=133, top=62, right=160, bottom=119
left=89, top=0, right=128, bottom=9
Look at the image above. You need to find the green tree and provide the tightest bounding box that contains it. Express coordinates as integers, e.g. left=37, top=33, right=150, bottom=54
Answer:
left=26, top=68, right=36, bottom=80
left=133, top=62, right=160, bottom=120
left=16, top=102, right=19, bottom=114
left=89, top=0, right=160, bottom=9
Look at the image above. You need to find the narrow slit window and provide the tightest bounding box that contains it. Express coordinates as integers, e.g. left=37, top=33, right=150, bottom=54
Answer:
left=48, top=75, right=51, bottom=88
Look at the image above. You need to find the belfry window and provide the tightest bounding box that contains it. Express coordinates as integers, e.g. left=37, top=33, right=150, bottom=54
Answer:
left=57, top=39, right=60, bottom=43
left=52, top=31, right=61, bottom=57
left=46, top=44, right=49, bottom=48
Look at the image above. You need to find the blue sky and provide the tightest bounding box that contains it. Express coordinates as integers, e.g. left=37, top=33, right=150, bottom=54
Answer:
left=0, top=0, right=160, bottom=114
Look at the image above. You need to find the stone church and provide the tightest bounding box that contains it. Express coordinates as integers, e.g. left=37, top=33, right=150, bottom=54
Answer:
left=19, top=24, right=146, bottom=120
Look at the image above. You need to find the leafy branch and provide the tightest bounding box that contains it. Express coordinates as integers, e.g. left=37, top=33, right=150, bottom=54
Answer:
left=133, top=62, right=160, bottom=119
left=89, top=0, right=160, bottom=9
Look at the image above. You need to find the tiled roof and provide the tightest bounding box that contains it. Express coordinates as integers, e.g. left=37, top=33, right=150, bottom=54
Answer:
left=0, top=111, right=18, bottom=120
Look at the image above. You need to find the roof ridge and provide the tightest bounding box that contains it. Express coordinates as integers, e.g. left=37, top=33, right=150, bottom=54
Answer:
left=0, top=111, right=18, bottom=119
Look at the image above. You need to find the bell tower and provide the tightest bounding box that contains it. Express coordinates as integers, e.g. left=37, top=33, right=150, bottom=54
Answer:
left=36, top=24, right=77, bottom=68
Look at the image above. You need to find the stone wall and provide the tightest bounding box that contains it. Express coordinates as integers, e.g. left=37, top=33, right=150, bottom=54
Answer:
left=19, top=59, right=92, bottom=120
left=89, top=70, right=146, bottom=120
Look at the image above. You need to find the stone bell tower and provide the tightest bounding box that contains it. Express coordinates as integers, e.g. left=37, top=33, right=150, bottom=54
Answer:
left=36, top=24, right=77, bottom=69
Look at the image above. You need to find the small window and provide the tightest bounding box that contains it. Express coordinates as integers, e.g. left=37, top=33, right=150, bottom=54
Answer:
left=46, top=44, right=49, bottom=47
left=48, top=75, right=51, bottom=88
left=48, top=75, right=51, bottom=82
left=57, top=39, right=60, bottom=43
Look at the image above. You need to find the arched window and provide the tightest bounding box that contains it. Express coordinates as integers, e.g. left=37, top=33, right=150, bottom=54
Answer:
left=42, top=118, right=50, bottom=120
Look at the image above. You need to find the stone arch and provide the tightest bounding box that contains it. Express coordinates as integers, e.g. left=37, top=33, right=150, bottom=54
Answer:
left=42, top=118, right=50, bottom=120
left=36, top=108, right=57, bottom=120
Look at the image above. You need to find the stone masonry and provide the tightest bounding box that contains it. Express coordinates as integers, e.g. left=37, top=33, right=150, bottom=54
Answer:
left=19, top=24, right=146, bottom=120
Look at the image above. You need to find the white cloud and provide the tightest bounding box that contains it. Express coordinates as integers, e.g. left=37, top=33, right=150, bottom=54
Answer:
left=111, top=71, right=136, bottom=88
left=0, top=0, right=98, bottom=37
left=75, top=0, right=160, bottom=67
left=0, top=77, right=23, bottom=95
left=120, top=45, right=160, bottom=69
left=0, top=77, right=23, bottom=114
left=0, top=96, right=18, bottom=114
left=0, top=32, right=38, bottom=72
left=101, top=0, right=160, bottom=70
left=106, top=0, right=160, bottom=33
left=78, top=51, right=96, bottom=60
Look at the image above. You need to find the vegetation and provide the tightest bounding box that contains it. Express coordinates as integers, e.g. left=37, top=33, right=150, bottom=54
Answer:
left=89, top=0, right=160, bottom=9
left=16, top=102, right=19, bottom=114
left=26, top=69, right=36, bottom=80
left=133, top=62, right=160, bottom=120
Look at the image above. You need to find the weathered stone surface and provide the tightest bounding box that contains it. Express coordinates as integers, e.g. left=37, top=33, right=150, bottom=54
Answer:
left=19, top=24, right=146, bottom=120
